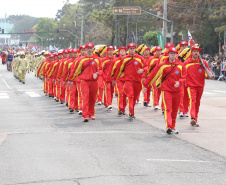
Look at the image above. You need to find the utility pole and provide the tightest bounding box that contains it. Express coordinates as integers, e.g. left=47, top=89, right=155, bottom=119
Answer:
left=80, top=9, right=84, bottom=46
left=163, top=0, right=167, bottom=44
left=126, top=0, right=131, bottom=45
left=115, top=0, right=119, bottom=48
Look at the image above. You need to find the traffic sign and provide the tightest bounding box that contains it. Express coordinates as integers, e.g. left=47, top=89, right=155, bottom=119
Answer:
left=222, top=44, right=226, bottom=51
left=24, top=30, right=34, bottom=35
left=113, top=6, right=141, bottom=15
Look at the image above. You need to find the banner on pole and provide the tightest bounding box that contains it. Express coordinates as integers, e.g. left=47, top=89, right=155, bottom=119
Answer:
left=157, top=32, right=164, bottom=50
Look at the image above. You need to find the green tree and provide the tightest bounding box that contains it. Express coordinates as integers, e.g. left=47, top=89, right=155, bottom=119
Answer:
left=35, top=18, right=58, bottom=47
left=143, top=31, right=158, bottom=46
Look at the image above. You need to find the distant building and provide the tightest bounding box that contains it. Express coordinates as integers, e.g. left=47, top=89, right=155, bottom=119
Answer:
left=0, top=18, right=14, bottom=45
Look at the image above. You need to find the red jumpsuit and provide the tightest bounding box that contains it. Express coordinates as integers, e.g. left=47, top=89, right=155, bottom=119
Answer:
left=184, top=58, right=210, bottom=122
left=47, top=60, right=59, bottom=97
left=142, top=55, right=151, bottom=104
left=68, top=57, right=83, bottom=112
left=143, top=55, right=159, bottom=106
left=102, top=56, right=115, bottom=108
left=52, top=60, right=62, bottom=100
left=56, top=58, right=69, bottom=102
left=118, top=53, right=145, bottom=116
left=111, top=56, right=127, bottom=113
left=74, top=54, right=102, bottom=119
left=144, top=58, right=186, bottom=130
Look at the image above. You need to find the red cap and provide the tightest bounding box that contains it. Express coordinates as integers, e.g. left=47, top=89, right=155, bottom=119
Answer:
left=79, top=45, right=86, bottom=51
left=54, top=53, right=58, bottom=56
left=191, top=46, right=202, bottom=52
left=107, top=46, right=115, bottom=51
left=49, top=54, right=54, bottom=58
left=118, top=46, right=127, bottom=52
left=63, top=49, right=69, bottom=53
left=145, top=47, right=150, bottom=51
left=167, top=47, right=177, bottom=53
left=45, top=53, right=50, bottom=56
left=127, top=43, right=137, bottom=48
left=180, top=41, right=188, bottom=47
left=165, top=42, right=174, bottom=48
left=69, top=48, right=79, bottom=53
left=155, top=46, right=162, bottom=51
left=85, top=43, right=95, bottom=48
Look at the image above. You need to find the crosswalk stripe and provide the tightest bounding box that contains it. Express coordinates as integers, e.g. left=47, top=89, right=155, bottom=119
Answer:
left=0, top=93, right=9, bottom=99
left=25, top=91, right=41, bottom=97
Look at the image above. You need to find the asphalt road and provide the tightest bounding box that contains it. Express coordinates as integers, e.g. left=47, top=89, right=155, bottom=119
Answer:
left=0, top=63, right=226, bottom=185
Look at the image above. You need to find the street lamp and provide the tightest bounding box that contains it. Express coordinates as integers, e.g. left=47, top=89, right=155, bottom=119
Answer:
left=59, top=37, right=64, bottom=49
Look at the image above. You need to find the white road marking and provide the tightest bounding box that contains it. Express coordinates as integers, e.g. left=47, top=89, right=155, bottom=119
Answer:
left=0, top=133, right=9, bottom=146
left=0, top=93, right=9, bottom=99
left=203, top=92, right=216, bottom=95
left=213, top=90, right=226, bottom=93
left=2, top=79, right=12, bottom=89
left=146, top=159, right=219, bottom=163
left=25, top=91, right=41, bottom=97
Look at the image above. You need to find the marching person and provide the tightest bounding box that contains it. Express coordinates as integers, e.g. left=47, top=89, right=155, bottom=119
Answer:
left=118, top=43, right=146, bottom=121
left=143, top=46, right=162, bottom=109
left=143, top=47, right=186, bottom=134
left=73, top=43, right=102, bottom=122
left=184, top=46, right=214, bottom=127
left=102, top=46, right=115, bottom=111
left=142, top=46, right=152, bottom=107
left=111, top=46, right=127, bottom=116
left=18, top=52, right=29, bottom=84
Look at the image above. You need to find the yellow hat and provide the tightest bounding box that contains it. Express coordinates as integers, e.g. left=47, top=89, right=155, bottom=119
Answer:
left=113, top=49, right=119, bottom=57
left=136, top=44, right=146, bottom=55
left=95, top=45, right=107, bottom=57
left=150, top=46, right=156, bottom=55
left=177, top=48, right=191, bottom=62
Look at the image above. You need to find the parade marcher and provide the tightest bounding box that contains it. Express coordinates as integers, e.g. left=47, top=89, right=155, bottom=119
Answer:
left=6, top=50, right=14, bottom=71
left=52, top=51, right=64, bottom=102
left=111, top=46, right=127, bottom=116
left=177, top=41, right=189, bottom=118
left=184, top=46, right=214, bottom=127
left=73, top=43, right=102, bottom=122
left=142, top=46, right=162, bottom=109
left=143, top=47, right=186, bottom=134
left=1, top=51, right=6, bottom=65
left=95, top=46, right=107, bottom=105
left=142, top=46, right=152, bottom=107
left=18, top=52, right=29, bottom=84
left=67, top=45, right=87, bottom=115
left=62, top=48, right=79, bottom=109
left=56, top=49, right=70, bottom=104
left=12, top=54, right=18, bottom=78
left=118, top=43, right=146, bottom=121
left=102, top=46, right=115, bottom=111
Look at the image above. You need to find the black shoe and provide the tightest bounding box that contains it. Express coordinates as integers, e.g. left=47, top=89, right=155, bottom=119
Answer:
left=56, top=99, right=59, bottom=102
left=79, top=111, right=82, bottom=115
left=19, top=80, right=21, bottom=82
left=84, top=118, right=89, bottom=122
left=115, top=93, right=118, bottom=97
left=143, top=101, right=147, bottom=107
left=122, top=112, right=126, bottom=115
left=118, top=110, right=123, bottom=116
left=162, top=109, right=165, bottom=115
left=66, top=102, right=68, bottom=107
left=22, top=82, right=25, bottom=84
left=69, top=108, right=74, bottom=113
left=129, top=115, right=135, bottom=121
left=49, top=94, right=52, bottom=97
left=166, top=128, right=172, bottom=134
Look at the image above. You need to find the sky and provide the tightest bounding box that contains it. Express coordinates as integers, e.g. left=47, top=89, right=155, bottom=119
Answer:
left=0, top=0, right=79, bottom=19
